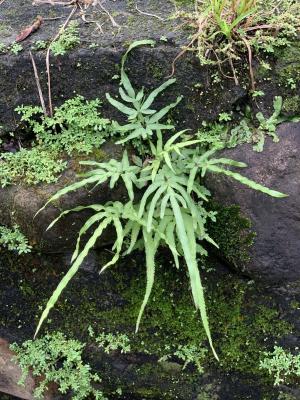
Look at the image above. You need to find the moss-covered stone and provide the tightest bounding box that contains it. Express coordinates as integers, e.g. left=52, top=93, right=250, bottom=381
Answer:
left=275, top=42, right=300, bottom=87
left=207, top=203, right=256, bottom=268
left=282, top=96, right=300, bottom=114
left=0, top=242, right=293, bottom=399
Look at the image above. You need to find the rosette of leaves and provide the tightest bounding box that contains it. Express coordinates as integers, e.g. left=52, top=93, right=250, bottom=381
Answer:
left=35, top=41, right=287, bottom=359
left=106, top=40, right=182, bottom=148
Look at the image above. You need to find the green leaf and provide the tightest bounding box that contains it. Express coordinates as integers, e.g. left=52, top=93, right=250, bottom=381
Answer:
left=148, top=96, right=183, bottom=123
left=169, top=190, right=218, bottom=360
left=207, top=165, right=288, bottom=198
left=35, top=175, right=104, bottom=216
left=141, top=79, right=176, bottom=111
left=106, top=93, right=135, bottom=116
left=71, top=212, right=108, bottom=263
left=119, top=87, right=135, bottom=103
left=147, top=185, right=166, bottom=232
left=136, top=229, right=156, bottom=332
left=35, top=221, right=109, bottom=338
left=100, top=217, right=124, bottom=273
left=47, top=205, right=104, bottom=231
left=121, top=40, right=155, bottom=98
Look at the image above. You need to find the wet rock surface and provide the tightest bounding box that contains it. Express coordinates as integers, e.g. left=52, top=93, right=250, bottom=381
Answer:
left=0, top=0, right=246, bottom=135
left=0, top=338, right=35, bottom=400
left=1, top=251, right=299, bottom=400
left=0, top=142, right=126, bottom=253
left=206, top=122, right=300, bottom=284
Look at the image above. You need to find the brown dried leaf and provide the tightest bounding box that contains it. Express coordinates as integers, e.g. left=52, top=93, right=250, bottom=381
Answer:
left=16, top=16, right=43, bottom=43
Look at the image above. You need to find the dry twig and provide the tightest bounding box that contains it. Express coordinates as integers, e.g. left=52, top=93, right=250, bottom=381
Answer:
left=98, top=1, right=120, bottom=28
left=241, top=36, right=255, bottom=90
left=29, top=51, right=48, bottom=116
left=135, top=4, right=166, bottom=21
left=33, top=0, right=76, bottom=5
left=46, top=4, right=78, bottom=116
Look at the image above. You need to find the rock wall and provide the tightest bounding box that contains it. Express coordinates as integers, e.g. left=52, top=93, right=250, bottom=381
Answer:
left=206, top=122, right=300, bottom=284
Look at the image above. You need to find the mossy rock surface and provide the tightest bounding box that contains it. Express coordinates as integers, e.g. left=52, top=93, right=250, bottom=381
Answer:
left=0, top=142, right=126, bottom=253
left=1, top=246, right=299, bottom=399
left=252, top=40, right=300, bottom=116
left=0, top=0, right=247, bottom=135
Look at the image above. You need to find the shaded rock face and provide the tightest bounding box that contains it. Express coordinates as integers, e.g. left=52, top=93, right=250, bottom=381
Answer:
left=0, top=0, right=247, bottom=136
left=0, top=142, right=127, bottom=253
left=0, top=338, right=36, bottom=400
left=1, top=251, right=296, bottom=400
left=206, top=122, right=300, bottom=284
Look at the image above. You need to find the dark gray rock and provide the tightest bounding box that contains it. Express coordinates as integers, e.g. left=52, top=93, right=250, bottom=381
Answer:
left=0, top=251, right=290, bottom=400
left=0, top=142, right=127, bottom=253
left=206, top=122, right=300, bottom=284
left=0, top=0, right=246, bottom=135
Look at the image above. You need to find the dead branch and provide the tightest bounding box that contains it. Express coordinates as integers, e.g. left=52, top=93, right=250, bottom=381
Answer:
left=46, top=4, right=78, bottom=116
left=29, top=51, right=48, bottom=116
left=135, top=4, right=166, bottom=21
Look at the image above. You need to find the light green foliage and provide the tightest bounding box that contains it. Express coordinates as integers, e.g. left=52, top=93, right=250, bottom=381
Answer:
left=50, top=21, right=80, bottom=56
left=0, top=224, right=32, bottom=254
left=160, top=344, right=207, bottom=373
left=176, top=0, right=300, bottom=84
left=0, top=96, right=108, bottom=189
left=35, top=41, right=286, bottom=359
left=260, top=346, right=300, bottom=386
left=10, top=42, right=23, bottom=55
left=218, top=112, right=232, bottom=122
left=0, top=42, right=6, bottom=53
left=286, top=77, right=297, bottom=90
left=252, top=96, right=299, bottom=151
left=198, top=96, right=299, bottom=152
left=210, top=0, right=256, bottom=39
left=32, top=40, right=47, bottom=51
left=250, top=0, right=300, bottom=54
left=278, top=392, right=298, bottom=400
left=251, top=90, right=265, bottom=98
left=0, top=147, right=66, bottom=187
left=283, top=96, right=300, bottom=114
left=89, top=326, right=131, bottom=354
left=10, top=332, right=105, bottom=400
left=16, top=96, right=110, bottom=155
left=106, top=40, right=181, bottom=153
left=253, top=96, right=283, bottom=151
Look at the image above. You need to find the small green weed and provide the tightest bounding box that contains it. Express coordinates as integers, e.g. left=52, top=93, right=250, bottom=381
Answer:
left=0, top=147, right=66, bottom=187
left=88, top=326, right=131, bottom=354
left=160, top=344, right=207, bottom=373
left=0, top=224, right=32, bottom=254
left=197, top=96, right=299, bottom=152
left=10, top=332, right=105, bottom=400
left=16, top=96, right=110, bottom=155
left=174, top=0, right=300, bottom=86
left=32, top=40, right=47, bottom=51
left=0, top=42, right=7, bottom=53
left=10, top=42, right=23, bottom=55
left=260, top=346, right=300, bottom=386
left=50, top=21, right=80, bottom=56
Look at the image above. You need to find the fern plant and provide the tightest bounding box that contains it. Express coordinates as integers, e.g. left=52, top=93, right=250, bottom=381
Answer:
left=35, top=40, right=287, bottom=359
left=107, top=40, right=181, bottom=149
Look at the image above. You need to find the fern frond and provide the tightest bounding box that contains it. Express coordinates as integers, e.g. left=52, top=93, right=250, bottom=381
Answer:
left=34, top=220, right=110, bottom=338
left=207, top=165, right=287, bottom=198
left=135, top=229, right=157, bottom=332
